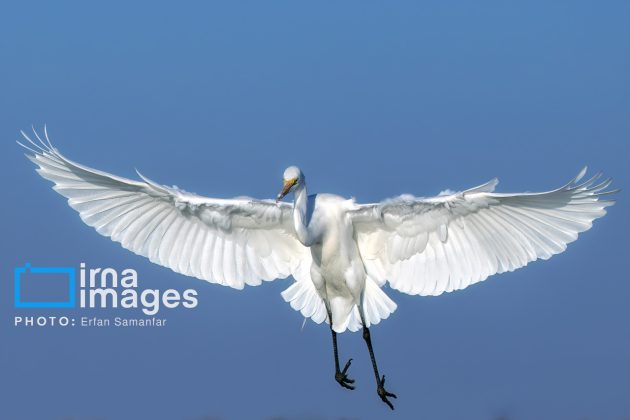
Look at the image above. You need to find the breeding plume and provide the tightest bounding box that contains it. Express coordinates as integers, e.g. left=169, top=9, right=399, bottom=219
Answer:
left=20, top=128, right=617, bottom=410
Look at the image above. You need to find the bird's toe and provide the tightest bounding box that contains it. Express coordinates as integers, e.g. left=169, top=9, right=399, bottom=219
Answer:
left=335, top=359, right=355, bottom=390
left=377, top=375, right=396, bottom=410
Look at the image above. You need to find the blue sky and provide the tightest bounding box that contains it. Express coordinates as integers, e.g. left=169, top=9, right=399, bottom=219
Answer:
left=1, top=1, right=629, bottom=419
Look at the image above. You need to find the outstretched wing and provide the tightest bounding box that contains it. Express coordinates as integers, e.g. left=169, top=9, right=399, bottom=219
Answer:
left=19, top=128, right=311, bottom=290
left=350, top=168, right=617, bottom=296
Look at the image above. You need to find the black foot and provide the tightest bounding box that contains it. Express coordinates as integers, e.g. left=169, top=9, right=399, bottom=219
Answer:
left=335, top=358, right=355, bottom=390
left=377, top=374, right=397, bottom=410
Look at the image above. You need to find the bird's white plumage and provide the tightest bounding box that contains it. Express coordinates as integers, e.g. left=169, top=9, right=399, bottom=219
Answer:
left=19, top=129, right=312, bottom=291
left=350, top=169, right=616, bottom=296
left=20, top=128, right=617, bottom=333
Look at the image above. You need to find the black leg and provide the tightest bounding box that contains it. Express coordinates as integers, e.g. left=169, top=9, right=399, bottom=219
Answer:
left=360, top=312, right=397, bottom=410
left=327, top=307, right=355, bottom=390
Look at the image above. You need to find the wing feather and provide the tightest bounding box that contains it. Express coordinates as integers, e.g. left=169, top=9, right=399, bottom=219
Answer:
left=21, top=130, right=311, bottom=290
left=351, top=168, right=616, bottom=296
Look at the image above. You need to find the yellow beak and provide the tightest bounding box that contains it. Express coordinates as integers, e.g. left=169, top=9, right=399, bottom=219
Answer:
left=276, top=178, right=297, bottom=202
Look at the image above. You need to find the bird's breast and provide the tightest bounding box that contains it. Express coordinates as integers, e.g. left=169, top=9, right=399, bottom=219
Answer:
left=312, top=215, right=362, bottom=275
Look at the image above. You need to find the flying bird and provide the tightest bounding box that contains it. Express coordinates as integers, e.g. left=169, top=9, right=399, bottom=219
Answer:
left=19, top=128, right=617, bottom=410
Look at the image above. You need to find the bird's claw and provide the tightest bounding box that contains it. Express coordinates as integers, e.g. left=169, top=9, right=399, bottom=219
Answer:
left=377, top=374, right=397, bottom=410
left=335, top=358, right=355, bottom=390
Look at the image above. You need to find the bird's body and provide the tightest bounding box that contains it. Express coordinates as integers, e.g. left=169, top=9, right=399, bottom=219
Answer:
left=298, top=191, right=367, bottom=331
left=19, top=127, right=617, bottom=410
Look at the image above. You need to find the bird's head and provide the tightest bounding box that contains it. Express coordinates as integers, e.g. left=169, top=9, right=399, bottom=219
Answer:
left=276, top=166, right=304, bottom=202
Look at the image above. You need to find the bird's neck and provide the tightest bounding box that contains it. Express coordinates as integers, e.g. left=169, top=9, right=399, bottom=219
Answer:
left=292, top=183, right=312, bottom=246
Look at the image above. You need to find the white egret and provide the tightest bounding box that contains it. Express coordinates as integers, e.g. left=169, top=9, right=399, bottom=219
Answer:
left=19, top=128, right=617, bottom=409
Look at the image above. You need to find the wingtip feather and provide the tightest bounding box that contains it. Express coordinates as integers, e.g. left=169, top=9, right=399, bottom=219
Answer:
left=16, top=140, right=39, bottom=155
left=31, top=125, right=49, bottom=150
left=20, top=129, right=46, bottom=153
left=43, top=124, right=55, bottom=149
left=576, top=166, right=588, bottom=182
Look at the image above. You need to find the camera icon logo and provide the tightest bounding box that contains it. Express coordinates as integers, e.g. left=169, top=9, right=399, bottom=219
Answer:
left=14, top=263, right=76, bottom=308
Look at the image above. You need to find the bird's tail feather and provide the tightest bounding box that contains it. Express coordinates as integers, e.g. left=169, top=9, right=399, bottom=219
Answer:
left=282, top=276, right=397, bottom=333
left=346, top=278, right=397, bottom=332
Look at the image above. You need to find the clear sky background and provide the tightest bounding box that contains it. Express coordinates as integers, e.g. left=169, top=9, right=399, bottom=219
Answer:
left=1, top=1, right=629, bottom=419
